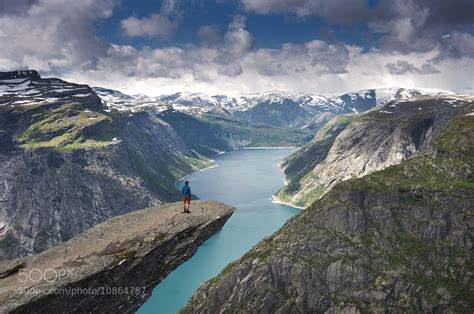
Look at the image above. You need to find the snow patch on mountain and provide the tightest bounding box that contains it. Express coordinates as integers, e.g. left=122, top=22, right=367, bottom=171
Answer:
left=0, top=73, right=98, bottom=107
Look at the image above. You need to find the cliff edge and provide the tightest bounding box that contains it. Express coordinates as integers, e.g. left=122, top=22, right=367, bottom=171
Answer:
left=0, top=200, right=234, bottom=313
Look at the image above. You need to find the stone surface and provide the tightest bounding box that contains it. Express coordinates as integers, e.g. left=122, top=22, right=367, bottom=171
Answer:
left=0, top=200, right=234, bottom=313
left=0, top=260, right=24, bottom=279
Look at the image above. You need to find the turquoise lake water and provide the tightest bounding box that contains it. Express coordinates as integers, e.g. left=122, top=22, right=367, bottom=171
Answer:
left=138, top=148, right=299, bottom=314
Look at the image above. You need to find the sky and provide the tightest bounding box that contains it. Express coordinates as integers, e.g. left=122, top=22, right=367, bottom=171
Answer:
left=0, top=0, right=473, bottom=96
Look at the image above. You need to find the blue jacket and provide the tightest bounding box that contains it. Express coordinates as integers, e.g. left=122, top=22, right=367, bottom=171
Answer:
left=182, top=185, right=191, bottom=196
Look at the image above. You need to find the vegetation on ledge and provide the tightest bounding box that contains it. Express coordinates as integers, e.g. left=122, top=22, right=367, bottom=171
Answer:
left=15, top=104, right=117, bottom=151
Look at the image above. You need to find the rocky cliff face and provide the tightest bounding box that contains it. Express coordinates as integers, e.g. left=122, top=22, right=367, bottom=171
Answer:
left=0, top=200, right=234, bottom=313
left=0, top=71, right=212, bottom=260
left=276, top=95, right=474, bottom=207
left=183, top=113, right=474, bottom=313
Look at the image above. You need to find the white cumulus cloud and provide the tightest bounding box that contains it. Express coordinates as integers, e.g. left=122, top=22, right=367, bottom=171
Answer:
left=120, top=13, right=177, bottom=38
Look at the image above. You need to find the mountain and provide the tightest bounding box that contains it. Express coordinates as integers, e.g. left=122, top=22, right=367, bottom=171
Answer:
left=183, top=97, right=474, bottom=313
left=94, top=88, right=236, bottom=116
left=156, top=92, right=234, bottom=116
left=94, top=88, right=314, bottom=150
left=374, top=87, right=455, bottom=105
left=156, top=110, right=312, bottom=155
left=276, top=94, right=474, bottom=207
left=0, top=71, right=212, bottom=260
left=93, top=87, right=455, bottom=130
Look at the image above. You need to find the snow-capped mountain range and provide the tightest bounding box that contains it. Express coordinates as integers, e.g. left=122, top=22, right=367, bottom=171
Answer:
left=0, top=70, right=467, bottom=130
left=92, top=86, right=462, bottom=128
left=93, top=87, right=456, bottom=114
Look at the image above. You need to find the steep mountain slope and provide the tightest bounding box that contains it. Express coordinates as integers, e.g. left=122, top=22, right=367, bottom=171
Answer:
left=0, top=71, right=210, bottom=260
left=233, top=95, right=314, bottom=128
left=157, top=110, right=312, bottom=154
left=276, top=95, right=474, bottom=207
left=183, top=108, right=474, bottom=313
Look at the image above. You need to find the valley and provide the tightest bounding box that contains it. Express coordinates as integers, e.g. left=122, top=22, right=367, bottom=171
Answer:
left=0, top=69, right=472, bottom=313
left=2, top=1, right=473, bottom=313
left=139, top=148, right=300, bottom=313
left=183, top=99, right=474, bottom=313
left=2, top=69, right=412, bottom=260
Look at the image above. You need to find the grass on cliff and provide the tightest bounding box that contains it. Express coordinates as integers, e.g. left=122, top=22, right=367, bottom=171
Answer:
left=360, top=115, right=474, bottom=191
left=276, top=113, right=358, bottom=206
left=170, top=152, right=215, bottom=179
left=16, top=104, right=118, bottom=151
left=275, top=180, right=325, bottom=208
left=316, top=113, right=361, bottom=137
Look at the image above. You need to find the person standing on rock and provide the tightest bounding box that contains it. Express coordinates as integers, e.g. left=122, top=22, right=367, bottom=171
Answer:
left=182, top=181, right=192, bottom=213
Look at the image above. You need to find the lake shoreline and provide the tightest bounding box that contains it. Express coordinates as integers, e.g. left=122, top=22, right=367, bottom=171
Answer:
left=271, top=195, right=305, bottom=209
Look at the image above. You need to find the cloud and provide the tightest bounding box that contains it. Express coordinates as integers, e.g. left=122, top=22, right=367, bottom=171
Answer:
left=214, top=15, right=254, bottom=77
left=221, top=15, right=254, bottom=59
left=104, top=44, right=196, bottom=79
left=0, top=0, right=115, bottom=73
left=240, top=0, right=367, bottom=23
left=119, top=0, right=181, bottom=38
left=0, top=0, right=37, bottom=14
left=373, top=0, right=474, bottom=32
left=240, top=0, right=474, bottom=59
left=217, top=62, right=243, bottom=77
left=0, top=0, right=473, bottom=97
left=197, top=25, right=221, bottom=47
left=160, top=0, right=180, bottom=17
left=250, top=40, right=349, bottom=77
left=361, top=0, right=474, bottom=58
left=434, top=31, right=474, bottom=60
left=64, top=43, right=474, bottom=97
left=386, top=60, right=439, bottom=75
left=120, top=13, right=177, bottom=38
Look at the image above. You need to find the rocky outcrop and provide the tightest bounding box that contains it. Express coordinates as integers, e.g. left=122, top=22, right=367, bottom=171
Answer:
left=183, top=114, right=474, bottom=313
left=0, top=72, right=212, bottom=260
left=0, top=200, right=234, bottom=313
left=276, top=95, right=474, bottom=207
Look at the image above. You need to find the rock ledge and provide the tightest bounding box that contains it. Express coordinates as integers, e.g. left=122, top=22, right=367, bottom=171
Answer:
left=0, top=200, right=234, bottom=313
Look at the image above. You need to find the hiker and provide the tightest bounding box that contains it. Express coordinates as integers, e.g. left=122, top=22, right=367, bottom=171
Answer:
left=182, top=181, right=192, bottom=213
